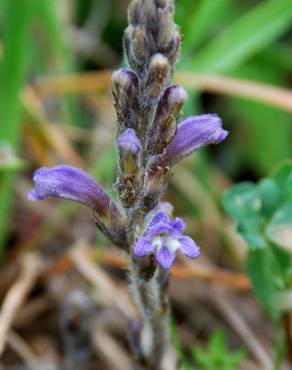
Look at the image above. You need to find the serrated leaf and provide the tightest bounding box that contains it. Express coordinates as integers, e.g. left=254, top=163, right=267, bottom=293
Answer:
left=188, top=0, right=292, bottom=73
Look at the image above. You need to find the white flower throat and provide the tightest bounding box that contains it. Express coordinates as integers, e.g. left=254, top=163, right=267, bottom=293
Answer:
left=152, top=234, right=180, bottom=253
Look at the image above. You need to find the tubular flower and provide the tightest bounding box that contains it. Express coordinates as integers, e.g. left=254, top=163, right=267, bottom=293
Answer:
left=152, top=114, right=228, bottom=169
left=28, top=166, right=109, bottom=212
left=28, top=165, right=127, bottom=246
left=133, top=211, right=200, bottom=269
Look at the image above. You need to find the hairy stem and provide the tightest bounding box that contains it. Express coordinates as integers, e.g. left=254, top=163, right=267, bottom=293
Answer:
left=129, top=259, right=169, bottom=370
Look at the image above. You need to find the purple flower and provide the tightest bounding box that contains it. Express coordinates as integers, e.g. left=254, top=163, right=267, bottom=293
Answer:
left=111, top=69, right=140, bottom=131
left=117, top=128, right=141, bottom=176
left=148, top=85, right=187, bottom=154
left=117, top=128, right=142, bottom=177
left=118, top=128, right=141, bottom=156
left=151, top=114, right=228, bottom=169
left=28, top=165, right=127, bottom=246
left=112, top=69, right=139, bottom=98
left=28, top=165, right=110, bottom=213
left=133, top=211, right=200, bottom=269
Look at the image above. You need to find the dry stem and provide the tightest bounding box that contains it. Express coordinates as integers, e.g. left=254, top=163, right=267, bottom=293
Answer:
left=0, top=253, right=41, bottom=356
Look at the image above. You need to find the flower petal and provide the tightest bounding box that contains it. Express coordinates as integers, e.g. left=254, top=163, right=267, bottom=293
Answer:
left=134, top=238, right=154, bottom=257
left=27, top=190, right=43, bottom=201
left=28, top=165, right=128, bottom=247
left=149, top=211, right=168, bottom=227
left=179, top=236, right=200, bottom=259
left=117, top=128, right=141, bottom=176
left=117, top=128, right=141, bottom=155
left=156, top=246, right=176, bottom=269
left=147, top=211, right=172, bottom=237
left=28, top=165, right=109, bottom=214
left=147, top=222, right=173, bottom=238
left=152, top=114, right=228, bottom=168
left=170, top=217, right=185, bottom=236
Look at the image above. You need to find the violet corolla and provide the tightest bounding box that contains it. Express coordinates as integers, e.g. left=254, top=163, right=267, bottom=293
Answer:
left=28, top=165, right=127, bottom=246
left=134, top=211, right=200, bottom=269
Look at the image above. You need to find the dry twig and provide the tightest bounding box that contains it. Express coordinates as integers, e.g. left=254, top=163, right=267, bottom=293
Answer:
left=40, top=246, right=250, bottom=291
left=7, top=331, right=40, bottom=370
left=211, top=286, right=273, bottom=370
left=70, top=242, right=137, bottom=319
left=27, top=70, right=292, bottom=114
left=0, top=254, right=42, bottom=356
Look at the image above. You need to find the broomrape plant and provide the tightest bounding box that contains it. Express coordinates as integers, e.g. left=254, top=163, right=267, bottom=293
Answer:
left=28, top=1, right=228, bottom=369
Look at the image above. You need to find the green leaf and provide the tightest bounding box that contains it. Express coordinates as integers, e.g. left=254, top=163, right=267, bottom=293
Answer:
left=257, top=178, right=281, bottom=217
left=247, top=248, right=278, bottom=317
left=272, top=161, right=292, bottom=200
left=266, top=201, right=292, bottom=253
left=191, top=330, right=245, bottom=369
left=209, top=330, right=227, bottom=361
left=191, top=347, right=210, bottom=368
left=223, top=183, right=258, bottom=221
left=188, top=0, right=292, bottom=73
left=223, top=183, right=267, bottom=249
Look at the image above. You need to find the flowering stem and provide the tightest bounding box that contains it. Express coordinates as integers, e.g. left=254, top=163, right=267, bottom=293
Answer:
left=27, top=2, right=228, bottom=369
left=129, top=259, right=170, bottom=369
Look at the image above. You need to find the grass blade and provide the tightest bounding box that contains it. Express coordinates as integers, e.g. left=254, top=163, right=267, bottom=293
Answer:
left=188, top=0, right=292, bottom=73
left=0, top=0, right=35, bottom=251
left=183, top=0, right=232, bottom=51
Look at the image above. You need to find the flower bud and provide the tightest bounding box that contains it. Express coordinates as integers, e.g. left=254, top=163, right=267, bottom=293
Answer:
left=112, top=69, right=140, bottom=131
left=161, top=27, right=181, bottom=65
left=123, top=25, right=136, bottom=68
left=128, top=0, right=142, bottom=26
left=146, top=53, right=171, bottom=99
left=116, top=129, right=142, bottom=208
left=132, top=26, right=149, bottom=65
left=156, top=3, right=176, bottom=47
left=117, top=128, right=141, bottom=176
left=112, top=69, right=139, bottom=100
left=148, top=85, right=187, bottom=154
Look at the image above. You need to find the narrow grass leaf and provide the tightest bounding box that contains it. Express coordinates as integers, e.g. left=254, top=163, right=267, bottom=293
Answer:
left=183, top=0, right=232, bottom=51
left=0, top=0, right=36, bottom=251
left=229, top=61, right=291, bottom=176
left=188, top=0, right=292, bottom=73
